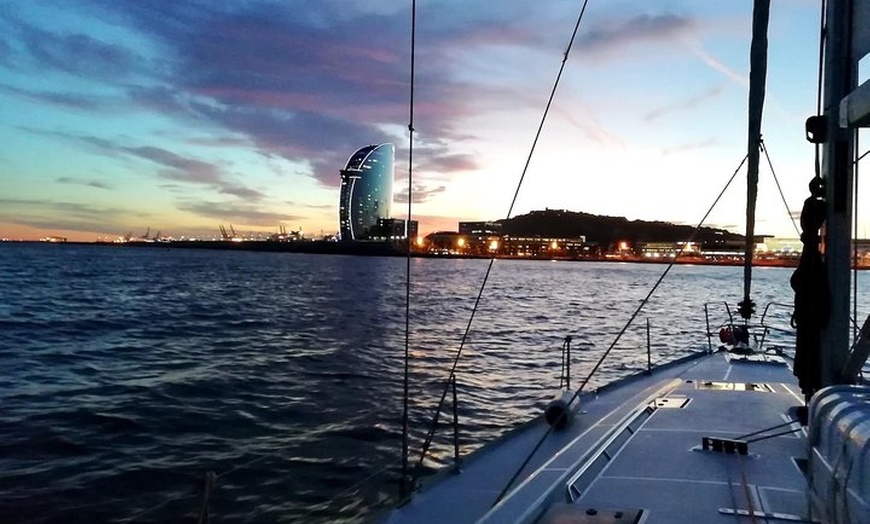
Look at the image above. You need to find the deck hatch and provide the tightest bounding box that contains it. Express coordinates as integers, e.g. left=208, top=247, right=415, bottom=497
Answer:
left=538, top=504, right=644, bottom=524
left=653, top=396, right=689, bottom=408
left=701, top=436, right=749, bottom=455
left=695, top=381, right=774, bottom=392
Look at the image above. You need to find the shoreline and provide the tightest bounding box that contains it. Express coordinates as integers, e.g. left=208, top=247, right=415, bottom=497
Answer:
left=2, top=239, right=820, bottom=268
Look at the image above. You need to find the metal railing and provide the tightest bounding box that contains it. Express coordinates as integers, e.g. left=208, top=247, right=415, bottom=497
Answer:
left=704, top=300, right=796, bottom=356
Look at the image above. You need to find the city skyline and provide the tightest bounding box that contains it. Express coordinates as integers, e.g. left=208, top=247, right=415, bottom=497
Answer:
left=0, top=1, right=847, bottom=242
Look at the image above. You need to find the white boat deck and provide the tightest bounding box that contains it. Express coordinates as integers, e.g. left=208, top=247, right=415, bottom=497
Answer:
left=380, top=350, right=811, bottom=524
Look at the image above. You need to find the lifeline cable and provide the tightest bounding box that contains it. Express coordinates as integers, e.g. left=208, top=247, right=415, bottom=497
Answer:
left=409, top=0, right=594, bottom=490
left=492, top=153, right=750, bottom=506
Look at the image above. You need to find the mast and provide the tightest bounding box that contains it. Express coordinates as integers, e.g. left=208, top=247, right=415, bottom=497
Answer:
left=739, top=0, right=771, bottom=321
left=820, top=0, right=857, bottom=385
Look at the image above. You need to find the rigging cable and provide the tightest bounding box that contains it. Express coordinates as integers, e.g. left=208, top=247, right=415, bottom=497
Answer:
left=855, top=136, right=870, bottom=342
left=815, top=0, right=826, bottom=180
left=759, top=140, right=801, bottom=237
left=574, top=154, right=748, bottom=394
left=399, top=0, right=417, bottom=501
left=492, top=154, right=749, bottom=506
left=409, top=0, right=593, bottom=490
left=852, top=130, right=860, bottom=342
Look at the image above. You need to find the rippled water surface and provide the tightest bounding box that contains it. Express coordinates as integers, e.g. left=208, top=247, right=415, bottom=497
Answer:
left=0, top=244, right=859, bottom=523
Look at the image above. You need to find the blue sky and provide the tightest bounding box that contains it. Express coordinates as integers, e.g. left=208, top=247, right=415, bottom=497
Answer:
left=0, top=0, right=838, bottom=241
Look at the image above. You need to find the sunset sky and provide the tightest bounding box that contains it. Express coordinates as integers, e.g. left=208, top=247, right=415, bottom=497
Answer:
left=1, top=0, right=848, bottom=242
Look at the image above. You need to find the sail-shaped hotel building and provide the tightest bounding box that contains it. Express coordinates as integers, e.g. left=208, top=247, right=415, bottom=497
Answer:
left=338, top=144, right=394, bottom=241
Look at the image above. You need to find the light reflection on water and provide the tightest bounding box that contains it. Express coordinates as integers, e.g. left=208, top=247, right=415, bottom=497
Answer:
left=0, top=244, right=864, bottom=523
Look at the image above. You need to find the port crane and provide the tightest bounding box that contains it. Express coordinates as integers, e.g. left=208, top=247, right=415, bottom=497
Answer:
left=218, top=224, right=236, bottom=240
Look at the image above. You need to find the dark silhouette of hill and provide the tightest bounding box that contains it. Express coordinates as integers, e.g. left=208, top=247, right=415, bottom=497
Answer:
left=497, top=209, right=743, bottom=245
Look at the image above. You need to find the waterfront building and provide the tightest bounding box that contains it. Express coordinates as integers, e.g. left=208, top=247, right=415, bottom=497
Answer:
left=424, top=231, right=466, bottom=255
left=638, top=241, right=679, bottom=259
left=458, top=221, right=502, bottom=236
left=369, top=218, right=419, bottom=240
left=457, top=221, right=503, bottom=255
left=499, top=235, right=590, bottom=258
left=338, top=144, right=395, bottom=241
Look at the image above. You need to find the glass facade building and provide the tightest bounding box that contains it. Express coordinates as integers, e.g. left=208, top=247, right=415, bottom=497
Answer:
left=338, top=144, right=394, bottom=241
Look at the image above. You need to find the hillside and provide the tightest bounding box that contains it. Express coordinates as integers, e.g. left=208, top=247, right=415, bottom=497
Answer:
left=497, top=209, right=744, bottom=245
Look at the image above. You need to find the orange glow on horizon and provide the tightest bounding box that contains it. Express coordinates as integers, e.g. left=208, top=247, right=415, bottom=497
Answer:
left=0, top=223, right=104, bottom=243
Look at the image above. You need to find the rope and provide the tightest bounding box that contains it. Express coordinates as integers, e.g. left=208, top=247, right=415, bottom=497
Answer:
left=720, top=449, right=759, bottom=524
left=759, top=140, right=801, bottom=236
left=743, top=427, right=802, bottom=443
left=737, top=454, right=760, bottom=524
left=399, top=0, right=417, bottom=500
left=492, top=154, right=748, bottom=505
left=734, top=419, right=799, bottom=440
left=409, top=0, right=593, bottom=490
left=724, top=455, right=741, bottom=524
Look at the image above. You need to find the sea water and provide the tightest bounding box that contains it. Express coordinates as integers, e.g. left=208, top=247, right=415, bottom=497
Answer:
left=0, top=243, right=857, bottom=523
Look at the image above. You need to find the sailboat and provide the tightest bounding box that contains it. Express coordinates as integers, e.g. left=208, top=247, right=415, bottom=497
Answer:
left=377, top=0, right=870, bottom=522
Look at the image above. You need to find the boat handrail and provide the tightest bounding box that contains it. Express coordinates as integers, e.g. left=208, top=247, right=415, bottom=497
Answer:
left=704, top=300, right=796, bottom=355
left=760, top=301, right=795, bottom=332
